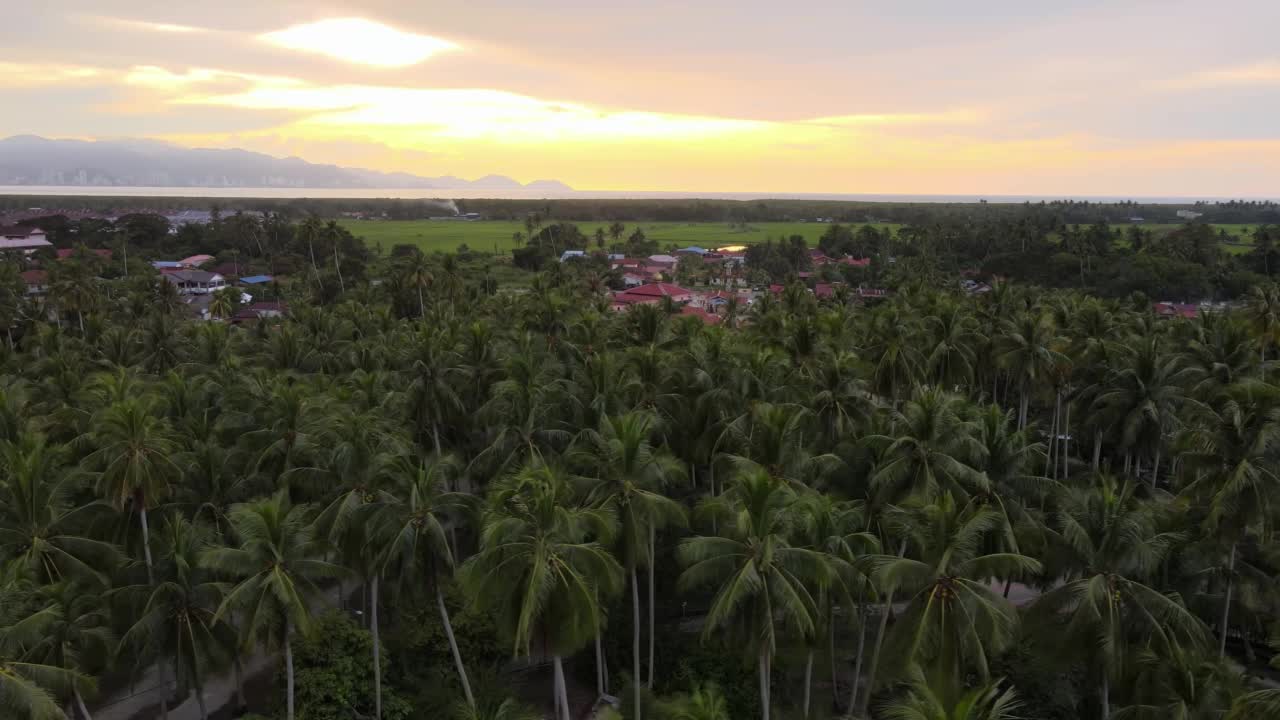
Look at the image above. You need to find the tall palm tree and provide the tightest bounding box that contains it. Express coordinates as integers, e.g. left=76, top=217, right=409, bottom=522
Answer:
left=460, top=462, right=623, bottom=720
left=6, top=582, right=112, bottom=720
left=368, top=455, right=477, bottom=713
left=994, top=311, right=1065, bottom=429
left=571, top=411, right=686, bottom=719
left=399, top=251, right=435, bottom=318
left=1244, top=283, right=1280, bottom=362
left=1091, top=335, right=1184, bottom=482
left=677, top=469, right=829, bottom=720
left=121, top=517, right=236, bottom=720
left=879, top=669, right=1022, bottom=720
left=83, top=398, right=181, bottom=586
left=1029, top=475, right=1209, bottom=720
left=0, top=433, right=120, bottom=586
left=0, top=610, right=93, bottom=720
left=865, top=388, right=987, bottom=507
left=1178, top=381, right=1280, bottom=656
left=202, top=493, right=344, bottom=720
left=871, top=496, right=1040, bottom=707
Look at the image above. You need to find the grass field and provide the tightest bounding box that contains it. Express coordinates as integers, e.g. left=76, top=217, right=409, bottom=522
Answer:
left=342, top=219, right=1260, bottom=256
left=340, top=219, right=902, bottom=254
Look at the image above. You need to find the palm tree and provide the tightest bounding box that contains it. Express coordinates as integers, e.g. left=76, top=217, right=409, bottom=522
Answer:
left=994, top=311, right=1065, bottom=429
left=83, top=398, right=181, bottom=586
left=121, top=517, right=236, bottom=720
left=879, top=669, right=1022, bottom=720
left=0, top=433, right=120, bottom=586
left=677, top=469, right=829, bottom=720
left=1244, top=283, right=1280, bottom=362
left=1029, top=475, right=1209, bottom=720
left=871, top=496, right=1040, bottom=707
left=399, top=251, right=435, bottom=318
left=865, top=388, right=987, bottom=507
left=1178, top=381, right=1280, bottom=656
left=571, top=411, right=686, bottom=719
left=202, top=493, right=344, bottom=720
left=368, top=455, right=477, bottom=713
left=1091, top=335, right=1184, bottom=483
left=6, top=582, right=112, bottom=720
left=208, top=288, right=239, bottom=321
left=0, top=613, right=93, bottom=720
left=460, top=462, right=623, bottom=720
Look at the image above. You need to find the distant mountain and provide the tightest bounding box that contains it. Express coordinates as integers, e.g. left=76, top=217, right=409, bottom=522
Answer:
left=0, top=135, right=572, bottom=191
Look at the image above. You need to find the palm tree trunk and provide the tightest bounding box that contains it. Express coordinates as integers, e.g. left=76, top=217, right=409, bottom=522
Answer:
left=1047, top=390, right=1061, bottom=479
left=285, top=626, right=296, bottom=720
left=78, top=309, right=85, bottom=335
left=1062, top=400, right=1071, bottom=480
left=1220, top=542, right=1237, bottom=658
left=1100, top=672, right=1110, bottom=720
left=74, top=688, right=93, bottom=720
left=436, top=580, right=475, bottom=708
left=333, top=244, right=346, bottom=293
left=195, top=680, right=208, bottom=720
left=631, top=564, right=642, bottom=720
left=647, top=526, right=656, bottom=688
left=1153, top=448, right=1161, bottom=488
left=372, top=575, right=383, bottom=720
left=847, top=607, right=867, bottom=716
left=137, top=497, right=171, bottom=720
left=759, top=647, right=771, bottom=720
left=595, top=631, right=606, bottom=697
left=828, top=608, right=838, bottom=706
left=417, top=286, right=426, bottom=319
left=234, top=655, right=247, bottom=711
left=1093, top=433, right=1102, bottom=471
left=802, top=650, right=813, bottom=718
left=1018, top=380, right=1029, bottom=429
left=860, top=541, right=906, bottom=718
left=553, top=655, right=572, bottom=720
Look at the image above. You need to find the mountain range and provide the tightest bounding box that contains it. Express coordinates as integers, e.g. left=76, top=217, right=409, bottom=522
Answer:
left=0, top=135, right=572, bottom=191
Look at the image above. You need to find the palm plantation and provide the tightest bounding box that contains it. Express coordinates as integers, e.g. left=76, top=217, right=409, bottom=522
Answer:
left=3, top=214, right=1280, bottom=720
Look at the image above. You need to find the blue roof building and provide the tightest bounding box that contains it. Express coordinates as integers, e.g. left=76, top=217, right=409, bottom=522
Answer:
left=152, top=260, right=182, bottom=269
left=676, top=246, right=707, bottom=255
left=239, top=275, right=274, bottom=285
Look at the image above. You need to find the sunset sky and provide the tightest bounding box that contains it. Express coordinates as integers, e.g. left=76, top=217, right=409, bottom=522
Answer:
left=2, top=1, right=1278, bottom=195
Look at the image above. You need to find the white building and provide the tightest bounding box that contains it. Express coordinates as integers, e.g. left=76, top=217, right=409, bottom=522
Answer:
left=0, top=226, right=52, bottom=254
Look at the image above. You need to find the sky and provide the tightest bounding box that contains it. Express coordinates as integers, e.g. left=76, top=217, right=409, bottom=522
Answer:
left=1, top=1, right=1278, bottom=195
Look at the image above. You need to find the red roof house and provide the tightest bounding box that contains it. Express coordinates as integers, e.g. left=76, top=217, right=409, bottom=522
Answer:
left=680, top=305, right=721, bottom=325
left=614, top=283, right=693, bottom=306
left=1153, top=302, right=1198, bottom=319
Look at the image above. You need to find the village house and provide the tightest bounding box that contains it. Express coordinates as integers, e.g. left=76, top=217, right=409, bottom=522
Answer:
left=164, top=269, right=228, bottom=295
left=0, top=226, right=53, bottom=254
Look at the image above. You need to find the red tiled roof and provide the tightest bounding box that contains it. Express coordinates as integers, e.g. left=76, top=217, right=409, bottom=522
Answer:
left=20, top=270, right=46, bottom=284
left=840, top=257, right=871, bottom=267
left=680, top=305, right=721, bottom=325
left=623, top=283, right=691, bottom=298
left=56, top=248, right=112, bottom=260
left=815, top=283, right=834, bottom=298
left=1153, top=302, right=1197, bottom=319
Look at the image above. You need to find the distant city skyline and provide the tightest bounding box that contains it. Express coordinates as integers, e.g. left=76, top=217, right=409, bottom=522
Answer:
left=2, top=1, right=1278, bottom=195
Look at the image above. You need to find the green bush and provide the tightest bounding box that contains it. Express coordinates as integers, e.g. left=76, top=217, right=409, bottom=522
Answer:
left=284, top=611, right=413, bottom=720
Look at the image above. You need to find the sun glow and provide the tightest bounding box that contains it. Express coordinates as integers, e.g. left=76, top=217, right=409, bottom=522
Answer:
left=259, top=18, right=458, bottom=68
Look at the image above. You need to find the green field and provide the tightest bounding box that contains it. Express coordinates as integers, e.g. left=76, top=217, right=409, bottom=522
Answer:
left=340, top=219, right=902, bottom=254
left=342, top=219, right=1261, bottom=256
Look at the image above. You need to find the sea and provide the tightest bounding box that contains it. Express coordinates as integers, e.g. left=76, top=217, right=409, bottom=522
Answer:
left=0, top=186, right=1272, bottom=204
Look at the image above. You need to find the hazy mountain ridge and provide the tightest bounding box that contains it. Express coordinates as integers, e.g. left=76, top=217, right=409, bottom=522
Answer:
left=0, top=135, right=573, bottom=191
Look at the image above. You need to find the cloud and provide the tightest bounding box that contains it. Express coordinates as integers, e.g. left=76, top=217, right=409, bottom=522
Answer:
left=0, top=61, right=104, bottom=88
left=1169, top=60, right=1280, bottom=89
left=95, top=17, right=206, bottom=34
left=259, top=18, right=459, bottom=68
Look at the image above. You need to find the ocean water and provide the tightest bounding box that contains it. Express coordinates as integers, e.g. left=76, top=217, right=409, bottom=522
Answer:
left=0, top=186, right=1269, bottom=204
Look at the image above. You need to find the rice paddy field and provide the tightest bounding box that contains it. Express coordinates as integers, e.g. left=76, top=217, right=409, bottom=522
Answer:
left=341, top=219, right=1261, bottom=255
left=340, top=219, right=902, bottom=254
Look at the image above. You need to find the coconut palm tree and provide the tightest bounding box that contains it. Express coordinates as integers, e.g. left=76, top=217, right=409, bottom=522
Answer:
left=865, top=388, right=987, bottom=507
left=0, top=433, right=120, bottom=586
left=202, top=493, right=344, bottom=720
left=120, top=517, right=234, bottom=720
left=658, top=683, right=731, bottom=720
left=83, top=398, right=181, bottom=587
left=677, top=469, right=830, bottom=720
left=460, top=462, right=623, bottom=720
left=879, top=669, right=1022, bottom=720
left=1178, top=381, right=1280, bottom=656
left=994, top=311, right=1065, bottom=429
left=1029, top=475, right=1209, bottom=720
left=1091, top=335, right=1184, bottom=483
left=871, top=495, right=1041, bottom=707
left=0, top=612, right=93, bottom=720
left=368, top=454, right=477, bottom=713
left=571, top=411, right=686, bottom=718
left=6, top=582, right=112, bottom=720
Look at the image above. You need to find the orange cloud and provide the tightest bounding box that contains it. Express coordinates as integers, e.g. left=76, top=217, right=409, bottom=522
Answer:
left=259, top=18, right=459, bottom=68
